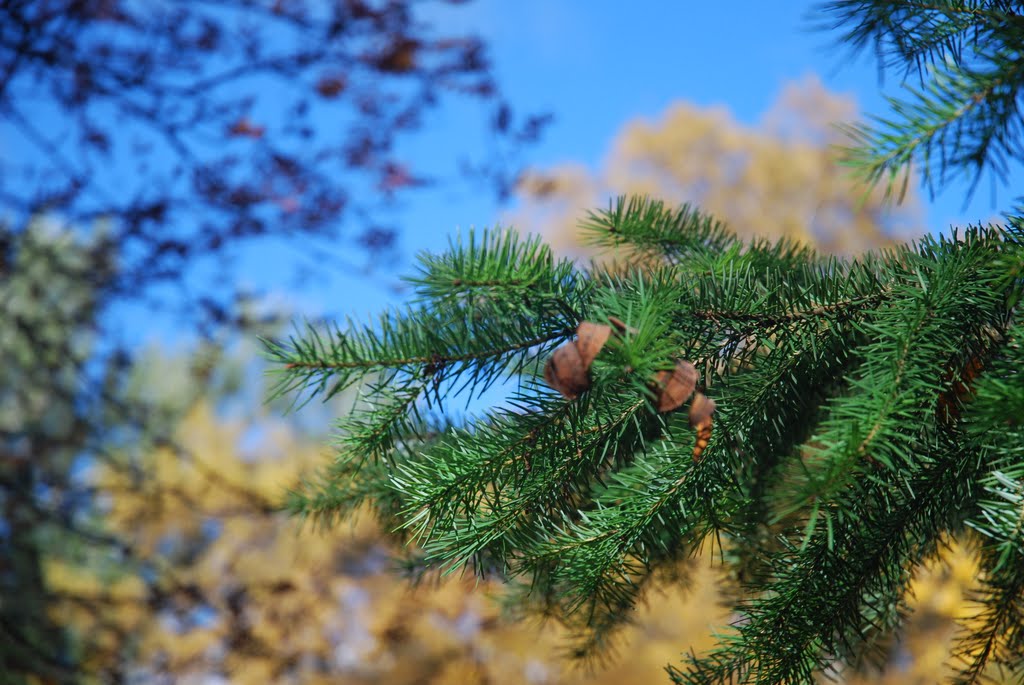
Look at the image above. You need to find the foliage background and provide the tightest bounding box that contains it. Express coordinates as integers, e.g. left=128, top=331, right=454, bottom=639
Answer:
left=4, top=2, right=1020, bottom=683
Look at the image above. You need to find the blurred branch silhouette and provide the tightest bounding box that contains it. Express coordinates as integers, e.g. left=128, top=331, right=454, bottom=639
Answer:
left=0, top=2, right=547, bottom=681
left=0, top=0, right=548, bottom=303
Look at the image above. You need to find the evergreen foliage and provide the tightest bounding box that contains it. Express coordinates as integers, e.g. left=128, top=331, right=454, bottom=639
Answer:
left=821, top=0, right=1024, bottom=201
left=269, top=2, right=1024, bottom=682
left=267, top=196, right=1023, bottom=682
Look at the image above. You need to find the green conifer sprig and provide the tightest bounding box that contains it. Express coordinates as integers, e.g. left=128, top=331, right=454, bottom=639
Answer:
left=268, top=193, right=1022, bottom=680
left=263, top=230, right=592, bottom=419
left=948, top=327, right=1024, bottom=682
left=821, top=0, right=1024, bottom=200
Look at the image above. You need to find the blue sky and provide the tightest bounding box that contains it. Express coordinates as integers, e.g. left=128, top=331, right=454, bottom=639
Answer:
left=18, top=2, right=1008, bottom=350
left=250, top=0, right=1014, bottom=327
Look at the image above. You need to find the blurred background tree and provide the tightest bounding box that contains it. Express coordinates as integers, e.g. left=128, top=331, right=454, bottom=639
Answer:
left=510, top=76, right=922, bottom=257
left=0, top=1, right=547, bottom=681
left=1, top=221, right=113, bottom=681
left=55, top=356, right=732, bottom=685
left=0, top=0, right=549, bottom=314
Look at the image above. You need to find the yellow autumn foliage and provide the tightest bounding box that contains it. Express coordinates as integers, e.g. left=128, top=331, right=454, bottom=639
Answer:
left=67, top=394, right=993, bottom=683
left=45, top=396, right=737, bottom=683
left=510, top=75, right=923, bottom=257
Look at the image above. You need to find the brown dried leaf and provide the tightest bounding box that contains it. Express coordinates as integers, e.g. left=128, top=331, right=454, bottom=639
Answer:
left=653, top=360, right=698, bottom=413
left=575, top=321, right=611, bottom=369
left=688, top=392, right=716, bottom=462
left=544, top=341, right=589, bottom=399
left=608, top=315, right=627, bottom=333
left=315, top=75, right=347, bottom=98
left=227, top=117, right=265, bottom=139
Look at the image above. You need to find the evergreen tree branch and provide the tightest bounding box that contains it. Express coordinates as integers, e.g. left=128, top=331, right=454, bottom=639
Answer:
left=263, top=228, right=591, bottom=406
left=671, top=430, right=977, bottom=684
left=821, top=0, right=1024, bottom=201
left=394, top=385, right=656, bottom=573
left=271, top=194, right=1023, bottom=682
left=775, top=229, right=1014, bottom=525
left=951, top=326, right=1024, bottom=682
left=820, top=1, right=1024, bottom=74
left=839, top=56, right=1024, bottom=199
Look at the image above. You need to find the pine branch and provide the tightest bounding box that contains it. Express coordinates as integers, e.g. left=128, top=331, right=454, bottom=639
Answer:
left=262, top=228, right=590, bottom=406
left=393, top=385, right=657, bottom=574
left=270, top=194, right=1024, bottom=682
left=821, top=0, right=1024, bottom=202
left=581, top=195, right=742, bottom=260
left=774, top=229, right=1014, bottom=526
left=671, top=429, right=977, bottom=684
left=839, top=55, right=1024, bottom=199
left=951, top=326, right=1024, bottom=682
left=820, top=1, right=1024, bottom=75
left=404, top=227, right=581, bottom=307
